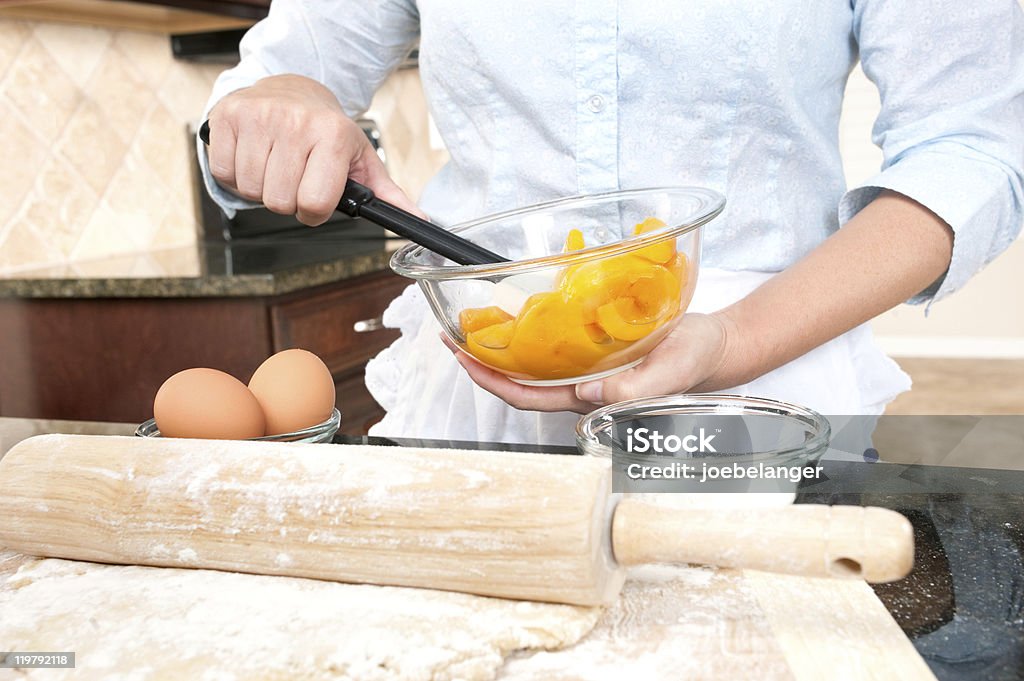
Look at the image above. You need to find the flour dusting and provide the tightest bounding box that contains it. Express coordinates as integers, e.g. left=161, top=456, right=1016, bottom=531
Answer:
left=0, top=559, right=600, bottom=681
left=502, top=565, right=793, bottom=680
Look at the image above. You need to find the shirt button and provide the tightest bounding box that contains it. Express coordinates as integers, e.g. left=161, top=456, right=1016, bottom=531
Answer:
left=587, top=94, right=605, bottom=113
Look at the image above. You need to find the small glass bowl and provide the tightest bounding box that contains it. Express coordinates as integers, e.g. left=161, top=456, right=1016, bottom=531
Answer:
left=576, top=394, right=830, bottom=503
left=391, top=187, right=724, bottom=386
left=136, top=408, right=341, bottom=444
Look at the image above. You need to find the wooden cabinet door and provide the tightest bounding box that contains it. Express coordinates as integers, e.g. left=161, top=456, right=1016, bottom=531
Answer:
left=0, top=269, right=409, bottom=435
left=270, top=270, right=410, bottom=434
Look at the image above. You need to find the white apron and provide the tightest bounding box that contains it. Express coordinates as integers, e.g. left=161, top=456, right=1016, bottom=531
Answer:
left=364, top=268, right=911, bottom=446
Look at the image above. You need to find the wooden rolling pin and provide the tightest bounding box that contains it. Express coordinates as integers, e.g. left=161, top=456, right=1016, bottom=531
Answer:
left=0, top=434, right=914, bottom=606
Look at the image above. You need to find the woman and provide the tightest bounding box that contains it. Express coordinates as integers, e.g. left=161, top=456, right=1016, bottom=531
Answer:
left=200, top=1, right=1024, bottom=445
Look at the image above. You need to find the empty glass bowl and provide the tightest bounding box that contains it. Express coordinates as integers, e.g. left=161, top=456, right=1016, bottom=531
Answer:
left=391, top=187, right=725, bottom=386
left=136, top=408, right=341, bottom=444
left=577, top=394, right=830, bottom=459
left=576, top=394, right=831, bottom=501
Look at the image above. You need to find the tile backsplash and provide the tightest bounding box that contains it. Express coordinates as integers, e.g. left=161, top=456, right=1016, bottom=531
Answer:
left=0, top=19, right=221, bottom=275
left=0, top=18, right=447, bottom=277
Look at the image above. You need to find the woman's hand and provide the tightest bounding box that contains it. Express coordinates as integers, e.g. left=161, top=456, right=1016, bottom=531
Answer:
left=444, top=311, right=747, bottom=413
left=206, top=74, right=420, bottom=225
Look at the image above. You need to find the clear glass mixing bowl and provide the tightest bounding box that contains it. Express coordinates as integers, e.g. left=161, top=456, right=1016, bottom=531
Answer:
left=390, top=187, right=725, bottom=386
left=576, top=394, right=831, bottom=502
left=136, top=408, right=341, bottom=444
left=576, top=394, right=831, bottom=461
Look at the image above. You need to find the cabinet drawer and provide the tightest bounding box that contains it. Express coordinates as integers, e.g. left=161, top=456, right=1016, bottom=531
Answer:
left=270, top=271, right=407, bottom=376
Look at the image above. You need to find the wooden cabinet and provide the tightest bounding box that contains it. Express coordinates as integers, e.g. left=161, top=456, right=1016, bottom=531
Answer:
left=0, top=0, right=260, bottom=33
left=269, top=273, right=405, bottom=434
left=141, top=0, right=269, bottom=19
left=0, top=270, right=408, bottom=435
left=270, top=275, right=403, bottom=378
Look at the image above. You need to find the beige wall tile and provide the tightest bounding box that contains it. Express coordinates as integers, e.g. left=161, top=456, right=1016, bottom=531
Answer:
left=153, top=203, right=198, bottom=250
left=103, top=148, right=171, bottom=251
left=0, top=20, right=213, bottom=276
left=21, top=156, right=100, bottom=257
left=157, top=60, right=222, bottom=123
left=57, top=98, right=128, bottom=195
left=0, top=261, right=76, bottom=279
left=127, top=252, right=163, bottom=277
left=31, top=20, right=111, bottom=87
left=87, top=48, right=152, bottom=145
left=71, top=199, right=143, bottom=262
left=112, top=29, right=172, bottom=84
left=149, top=245, right=200, bottom=277
left=133, top=102, right=190, bottom=197
left=0, top=20, right=32, bottom=79
left=0, top=37, right=81, bottom=141
left=70, top=250, right=147, bottom=278
left=0, top=97, right=49, bottom=228
left=0, top=19, right=444, bottom=278
left=0, top=219, right=54, bottom=272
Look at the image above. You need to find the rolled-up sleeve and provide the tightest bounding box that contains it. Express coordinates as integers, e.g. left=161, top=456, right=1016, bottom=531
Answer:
left=197, top=0, right=420, bottom=214
left=839, top=0, right=1024, bottom=305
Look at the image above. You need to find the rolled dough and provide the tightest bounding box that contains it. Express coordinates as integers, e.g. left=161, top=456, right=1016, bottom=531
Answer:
left=0, top=558, right=600, bottom=681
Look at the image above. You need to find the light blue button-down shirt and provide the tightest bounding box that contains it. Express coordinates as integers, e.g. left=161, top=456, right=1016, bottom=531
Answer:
left=202, top=0, right=1024, bottom=306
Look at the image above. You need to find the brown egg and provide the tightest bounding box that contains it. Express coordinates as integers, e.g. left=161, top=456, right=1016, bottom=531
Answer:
left=248, top=349, right=336, bottom=436
left=154, top=368, right=265, bottom=440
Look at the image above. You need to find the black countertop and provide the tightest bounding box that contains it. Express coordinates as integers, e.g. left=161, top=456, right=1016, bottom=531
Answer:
left=869, top=492, right=1024, bottom=680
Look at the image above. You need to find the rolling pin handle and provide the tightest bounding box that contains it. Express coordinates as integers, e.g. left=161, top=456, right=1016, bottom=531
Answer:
left=611, top=500, right=915, bottom=583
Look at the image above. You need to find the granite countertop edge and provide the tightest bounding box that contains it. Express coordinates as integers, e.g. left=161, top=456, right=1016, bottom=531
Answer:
left=0, top=251, right=395, bottom=299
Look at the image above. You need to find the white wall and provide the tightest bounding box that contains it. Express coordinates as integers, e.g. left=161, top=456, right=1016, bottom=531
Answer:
left=840, top=63, right=1024, bottom=358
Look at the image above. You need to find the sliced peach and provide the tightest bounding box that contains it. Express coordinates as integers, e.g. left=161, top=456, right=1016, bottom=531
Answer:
left=584, top=322, right=614, bottom=345
left=624, top=265, right=681, bottom=321
left=459, top=306, right=514, bottom=334
left=564, top=228, right=585, bottom=252
left=471, top=320, right=514, bottom=348
left=509, top=293, right=609, bottom=379
left=559, top=253, right=661, bottom=323
left=596, top=298, right=661, bottom=341
left=632, top=217, right=675, bottom=264
left=465, top=321, right=520, bottom=372
left=634, top=217, right=666, bottom=234
left=666, top=252, right=689, bottom=285
left=555, top=228, right=587, bottom=288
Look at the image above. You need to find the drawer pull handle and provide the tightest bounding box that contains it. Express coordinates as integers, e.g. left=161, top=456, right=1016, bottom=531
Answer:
left=353, top=318, right=384, bottom=333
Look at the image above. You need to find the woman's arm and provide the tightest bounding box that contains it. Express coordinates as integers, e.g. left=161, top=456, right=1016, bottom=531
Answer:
left=198, top=0, right=420, bottom=222
left=449, top=190, right=953, bottom=411
left=706, top=190, right=953, bottom=392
